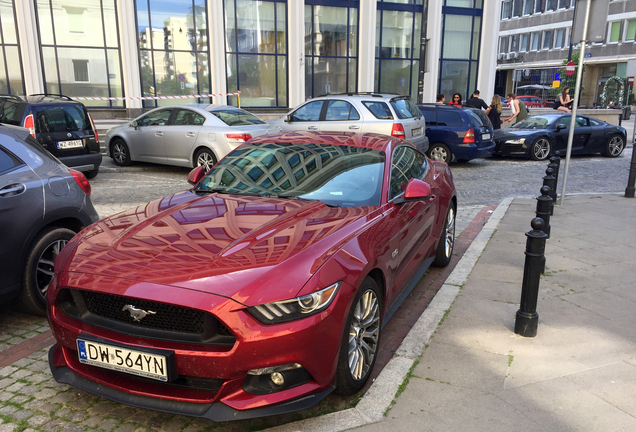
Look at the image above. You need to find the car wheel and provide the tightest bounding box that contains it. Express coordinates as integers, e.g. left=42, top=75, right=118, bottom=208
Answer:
left=111, top=139, right=132, bottom=166
left=19, top=227, right=75, bottom=316
left=335, top=277, right=382, bottom=395
left=530, top=137, right=551, bottom=161
left=194, top=148, right=218, bottom=172
left=602, top=134, right=625, bottom=157
left=427, top=143, right=452, bottom=163
left=432, top=203, right=455, bottom=267
left=84, top=168, right=99, bottom=179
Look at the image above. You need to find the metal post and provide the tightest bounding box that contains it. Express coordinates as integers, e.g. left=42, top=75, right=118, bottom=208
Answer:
left=560, top=0, right=592, bottom=206
left=626, top=144, right=636, bottom=198
left=515, top=218, right=548, bottom=338
left=549, top=154, right=561, bottom=211
left=542, top=168, right=557, bottom=216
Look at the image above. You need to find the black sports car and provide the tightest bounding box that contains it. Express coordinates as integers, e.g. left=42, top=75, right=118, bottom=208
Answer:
left=493, top=113, right=627, bottom=161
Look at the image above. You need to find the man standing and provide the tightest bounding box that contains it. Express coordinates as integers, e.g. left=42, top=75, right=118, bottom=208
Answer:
left=464, top=90, right=488, bottom=110
left=436, top=94, right=445, bottom=104
left=505, top=93, right=528, bottom=124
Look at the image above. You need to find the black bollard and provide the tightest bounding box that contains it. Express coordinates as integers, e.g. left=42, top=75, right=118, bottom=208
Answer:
left=548, top=153, right=561, bottom=208
left=514, top=217, right=548, bottom=338
left=543, top=167, right=557, bottom=216
left=625, top=142, right=636, bottom=198
left=536, top=185, right=552, bottom=239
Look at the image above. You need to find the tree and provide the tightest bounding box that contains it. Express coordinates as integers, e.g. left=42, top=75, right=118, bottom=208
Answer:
left=552, top=52, right=587, bottom=96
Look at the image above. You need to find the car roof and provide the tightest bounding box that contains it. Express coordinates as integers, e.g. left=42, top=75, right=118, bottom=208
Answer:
left=417, top=103, right=474, bottom=111
left=247, top=131, right=410, bottom=152
left=312, top=93, right=408, bottom=101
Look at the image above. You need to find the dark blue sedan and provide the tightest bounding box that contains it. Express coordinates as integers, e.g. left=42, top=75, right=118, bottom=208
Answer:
left=493, top=113, right=627, bottom=161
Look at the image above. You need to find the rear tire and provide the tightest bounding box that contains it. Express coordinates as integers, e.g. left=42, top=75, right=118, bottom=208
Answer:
left=602, top=134, right=625, bottom=157
left=19, top=227, right=76, bottom=316
left=427, top=143, right=452, bottom=163
left=432, top=204, right=455, bottom=267
left=111, top=139, right=132, bottom=166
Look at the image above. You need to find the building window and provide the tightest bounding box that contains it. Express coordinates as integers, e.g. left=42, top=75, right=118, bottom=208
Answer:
left=523, top=0, right=534, bottom=15
left=37, top=0, right=124, bottom=107
left=501, top=1, right=511, bottom=19
left=557, top=0, right=568, bottom=9
left=626, top=19, right=636, bottom=42
left=375, top=1, right=422, bottom=100
left=542, top=30, right=553, bottom=49
left=509, top=34, right=518, bottom=52
left=545, top=0, right=556, bottom=11
left=512, top=0, right=522, bottom=17
left=608, top=21, right=621, bottom=43
left=305, top=2, right=358, bottom=99
left=520, top=33, right=529, bottom=52
left=530, top=31, right=540, bottom=51
left=225, top=0, right=287, bottom=108
left=554, top=28, right=565, bottom=48
left=534, top=0, right=544, bottom=13
left=0, top=0, right=25, bottom=95
left=499, top=36, right=508, bottom=53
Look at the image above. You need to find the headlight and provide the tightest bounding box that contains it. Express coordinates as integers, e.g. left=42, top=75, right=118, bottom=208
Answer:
left=505, top=138, right=526, bottom=145
left=247, top=282, right=341, bottom=324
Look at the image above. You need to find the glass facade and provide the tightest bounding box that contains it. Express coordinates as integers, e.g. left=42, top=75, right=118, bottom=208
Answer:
left=304, top=1, right=358, bottom=99
left=36, top=0, right=124, bottom=107
left=438, top=0, right=482, bottom=102
left=225, top=0, right=287, bottom=108
left=375, top=0, right=422, bottom=99
left=136, top=0, right=209, bottom=107
left=0, top=0, right=24, bottom=95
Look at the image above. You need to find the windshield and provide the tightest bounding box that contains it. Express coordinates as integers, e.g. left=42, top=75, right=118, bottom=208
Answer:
left=209, top=108, right=266, bottom=126
left=513, top=115, right=556, bottom=130
left=194, top=142, right=385, bottom=207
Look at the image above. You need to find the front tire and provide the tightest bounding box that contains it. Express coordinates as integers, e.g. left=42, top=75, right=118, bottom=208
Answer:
left=427, top=143, right=452, bottom=163
left=111, top=139, right=132, bottom=166
left=335, top=277, right=382, bottom=395
left=602, top=134, right=625, bottom=157
left=432, top=203, right=455, bottom=267
left=194, top=148, right=218, bottom=172
left=19, top=227, right=76, bottom=316
left=530, top=137, right=552, bottom=161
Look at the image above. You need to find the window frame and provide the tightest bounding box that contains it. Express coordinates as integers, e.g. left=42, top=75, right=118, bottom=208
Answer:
left=530, top=31, right=540, bottom=51
left=541, top=29, right=553, bottom=50
left=607, top=21, right=621, bottom=44
left=324, top=100, right=361, bottom=122
left=625, top=19, right=636, bottom=42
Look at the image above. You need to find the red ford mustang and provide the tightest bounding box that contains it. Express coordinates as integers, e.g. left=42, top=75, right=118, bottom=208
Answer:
left=47, top=131, right=457, bottom=421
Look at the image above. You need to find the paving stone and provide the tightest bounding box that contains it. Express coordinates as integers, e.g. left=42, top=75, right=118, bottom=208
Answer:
left=48, top=392, right=76, bottom=404
left=67, top=411, right=88, bottom=423
left=99, top=418, right=121, bottom=431
left=108, top=407, right=139, bottom=421
left=22, top=332, right=39, bottom=339
left=114, top=423, right=137, bottom=432
left=6, top=337, right=24, bottom=344
left=41, top=419, right=65, bottom=432
left=13, top=409, right=33, bottom=421
left=19, top=385, right=43, bottom=396
left=0, top=378, right=14, bottom=389
left=60, top=425, right=84, bottom=432
left=0, top=423, right=16, bottom=432
left=34, top=388, right=59, bottom=399
left=66, top=397, right=91, bottom=410
left=27, top=415, right=51, bottom=427
left=0, top=343, right=9, bottom=352
left=90, top=402, right=115, bottom=416
left=11, top=329, right=28, bottom=336
left=54, top=408, right=72, bottom=419
left=26, top=373, right=48, bottom=384
left=10, top=358, right=34, bottom=368
left=35, top=402, right=59, bottom=413
left=5, top=382, right=25, bottom=392
left=11, top=369, right=33, bottom=379
left=0, top=392, right=14, bottom=402
left=30, top=361, right=50, bottom=372
left=0, top=366, right=17, bottom=378
left=9, top=394, right=31, bottom=404
left=158, top=419, right=184, bottom=432
left=83, top=416, right=105, bottom=428
left=0, top=333, right=10, bottom=341
left=0, top=406, right=17, bottom=415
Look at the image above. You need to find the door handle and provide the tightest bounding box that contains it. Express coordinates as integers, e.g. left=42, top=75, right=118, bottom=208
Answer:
left=349, top=125, right=360, bottom=130
left=186, top=132, right=196, bottom=137
left=0, top=183, right=26, bottom=197
left=155, top=132, right=164, bottom=137
left=308, top=126, right=318, bottom=131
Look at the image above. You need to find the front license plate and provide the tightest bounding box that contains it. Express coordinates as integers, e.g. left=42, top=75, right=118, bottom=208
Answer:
left=411, top=127, right=422, bottom=137
left=57, top=140, right=84, bottom=149
left=482, top=133, right=491, bottom=140
left=77, top=338, right=169, bottom=381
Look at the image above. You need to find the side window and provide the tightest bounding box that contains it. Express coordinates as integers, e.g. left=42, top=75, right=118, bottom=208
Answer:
left=575, top=116, right=588, bottom=127
left=390, top=146, right=428, bottom=200
left=173, top=109, right=205, bottom=126
left=437, top=111, right=462, bottom=127
left=291, top=101, right=324, bottom=122
left=138, top=109, right=172, bottom=126
left=0, top=146, right=23, bottom=175
left=362, top=101, right=393, bottom=120
left=556, top=115, right=571, bottom=127
left=419, top=107, right=437, bottom=126
left=467, top=112, right=483, bottom=128
left=0, top=101, right=24, bottom=126
left=324, top=100, right=360, bottom=121
left=390, top=98, right=419, bottom=119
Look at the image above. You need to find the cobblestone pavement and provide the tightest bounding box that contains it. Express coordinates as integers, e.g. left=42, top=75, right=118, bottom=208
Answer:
left=1, top=138, right=632, bottom=431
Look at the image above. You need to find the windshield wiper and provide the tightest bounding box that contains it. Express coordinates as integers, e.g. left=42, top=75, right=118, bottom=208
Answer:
left=195, top=187, right=227, bottom=194
left=276, top=194, right=340, bottom=207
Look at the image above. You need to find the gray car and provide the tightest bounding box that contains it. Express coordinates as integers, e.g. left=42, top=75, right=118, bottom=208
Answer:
left=104, top=104, right=281, bottom=171
left=0, top=125, right=98, bottom=315
left=269, top=93, right=429, bottom=152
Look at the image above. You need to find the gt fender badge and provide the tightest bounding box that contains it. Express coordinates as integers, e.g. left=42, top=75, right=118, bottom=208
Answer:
left=122, top=304, right=156, bottom=321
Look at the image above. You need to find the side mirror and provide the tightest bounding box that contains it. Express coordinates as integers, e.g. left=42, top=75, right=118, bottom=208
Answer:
left=284, top=114, right=291, bottom=123
left=394, top=179, right=435, bottom=205
left=556, top=124, right=566, bottom=131
left=187, top=166, right=206, bottom=185
left=131, top=120, right=138, bottom=129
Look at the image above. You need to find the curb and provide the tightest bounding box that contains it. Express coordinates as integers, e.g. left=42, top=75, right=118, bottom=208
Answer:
left=262, top=197, right=514, bottom=432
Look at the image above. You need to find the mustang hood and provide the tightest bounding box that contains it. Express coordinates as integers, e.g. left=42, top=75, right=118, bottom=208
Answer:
left=58, top=191, right=377, bottom=305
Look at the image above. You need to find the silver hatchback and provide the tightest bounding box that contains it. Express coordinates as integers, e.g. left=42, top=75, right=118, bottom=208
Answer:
left=269, top=93, right=429, bottom=152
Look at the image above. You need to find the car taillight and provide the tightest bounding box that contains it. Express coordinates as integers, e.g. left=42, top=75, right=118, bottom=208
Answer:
left=70, top=169, right=91, bottom=196
left=88, top=113, right=99, bottom=143
left=463, top=128, right=475, bottom=144
left=23, top=114, right=35, bottom=137
left=391, top=123, right=405, bottom=138
left=225, top=133, right=252, bottom=143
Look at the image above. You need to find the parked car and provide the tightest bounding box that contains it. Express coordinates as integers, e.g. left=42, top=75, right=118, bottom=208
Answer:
left=417, top=104, right=495, bottom=163
left=499, top=95, right=510, bottom=109
left=269, top=93, right=429, bottom=153
left=0, top=124, right=98, bottom=315
left=0, top=94, right=102, bottom=178
left=493, top=113, right=627, bottom=160
left=104, top=105, right=280, bottom=171
left=48, top=131, right=456, bottom=421
left=517, top=95, right=550, bottom=108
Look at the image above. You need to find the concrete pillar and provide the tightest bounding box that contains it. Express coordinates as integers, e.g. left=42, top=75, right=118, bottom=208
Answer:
left=422, top=0, right=442, bottom=102
left=117, top=0, right=142, bottom=110
left=14, top=0, right=44, bottom=95
left=208, top=0, right=228, bottom=105
left=358, top=0, right=377, bottom=93
left=288, top=0, right=305, bottom=107
left=477, top=0, right=501, bottom=102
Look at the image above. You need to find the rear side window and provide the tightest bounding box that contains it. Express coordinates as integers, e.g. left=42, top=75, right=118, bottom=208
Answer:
left=325, top=100, right=360, bottom=121
left=363, top=101, right=393, bottom=120
left=291, top=101, right=323, bottom=121
left=419, top=107, right=437, bottom=126
left=390, top=98, right=420, bottom=119
left=0, top=101, right=25, bottom=126
left=467, top=111, right=483, bottom=128
left=0, top=146, right=23, bottom=174
left=209, top=109, right=265, bottom=126
left=34, top=105, right=89, bottom=133
left=437, top=111, right=462, bottom=128
left=174, top=109, right=206, bottom=126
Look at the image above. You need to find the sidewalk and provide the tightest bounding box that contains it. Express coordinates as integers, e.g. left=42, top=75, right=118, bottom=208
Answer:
left=352, top=194, right=636, bottom=432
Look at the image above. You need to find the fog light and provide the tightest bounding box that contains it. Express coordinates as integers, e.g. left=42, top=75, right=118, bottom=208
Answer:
left=271, top=372, right=285, bottom=386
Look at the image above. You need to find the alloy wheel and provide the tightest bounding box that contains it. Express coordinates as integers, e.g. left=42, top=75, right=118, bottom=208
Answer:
left=445, top=206, right=455, bottom=258
left=608, top=136, right=624, bottom=156
left=533, top=139, right=550, bottom=160
left=197, top=152, right=216, bottom=172
left=36, top=239, right=67, bottom=298
left=348, top=289, right=380, bottom=381
left=113, top=143, right=127, bottom=164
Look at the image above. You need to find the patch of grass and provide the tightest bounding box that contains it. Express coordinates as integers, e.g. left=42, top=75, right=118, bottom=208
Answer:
left=385, top=360, right=420, bottom=416
left=508, top=351, right=514, bottom=368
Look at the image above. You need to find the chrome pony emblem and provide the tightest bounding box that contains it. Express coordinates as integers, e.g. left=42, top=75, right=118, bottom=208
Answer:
left=122, top=304, right=156, bottom=321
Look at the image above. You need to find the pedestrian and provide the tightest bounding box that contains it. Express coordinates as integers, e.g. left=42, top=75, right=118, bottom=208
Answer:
left=553, top=87, right=572, bottom=113
left=436, top=94, right=446, bottom=104
left=464, top=90, right=488, bottom=110
left=504, top=93, right=528, bottom=124
left=485, top=95, right=502, bottom=130
left=449, top=93, right=463, bottom=106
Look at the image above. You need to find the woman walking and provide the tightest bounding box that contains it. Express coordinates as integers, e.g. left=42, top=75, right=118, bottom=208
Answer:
left=485, top=95, right=502, bottom=130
